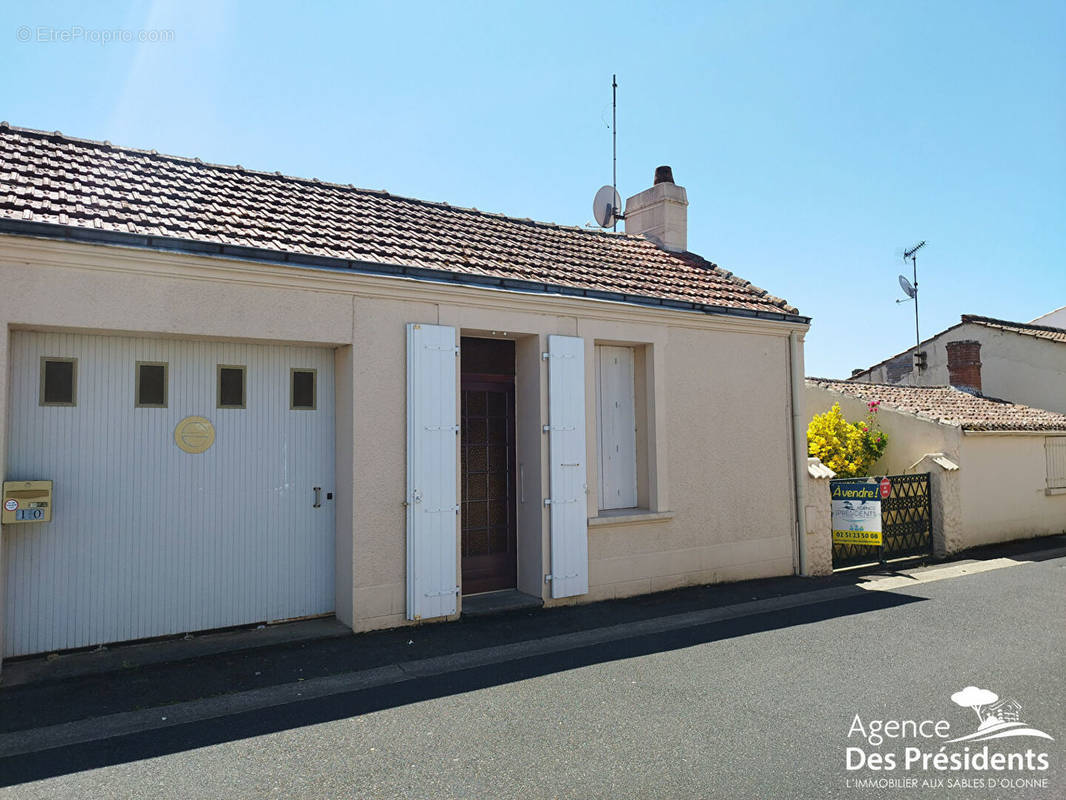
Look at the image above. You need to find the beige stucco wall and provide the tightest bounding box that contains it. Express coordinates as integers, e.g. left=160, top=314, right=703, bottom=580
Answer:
left=860, top=323, right=1066, bottom=414
left=582, top=324, right=798, bottom=601
left=957, top=433, right=1066, bottom=547
left=805, top=384, right=962, bottom=475
left=0, top=235, right=808, bottom=654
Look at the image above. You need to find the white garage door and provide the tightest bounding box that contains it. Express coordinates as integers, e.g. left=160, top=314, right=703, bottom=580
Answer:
left=4, top=332, right=335, bottom=657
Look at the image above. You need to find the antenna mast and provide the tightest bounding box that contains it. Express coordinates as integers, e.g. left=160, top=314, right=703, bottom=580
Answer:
left=612, top=74, right=618, bottom=231
left=903, top=240, right=926, bottom=370
left=590, top=76, right=625, bottom=231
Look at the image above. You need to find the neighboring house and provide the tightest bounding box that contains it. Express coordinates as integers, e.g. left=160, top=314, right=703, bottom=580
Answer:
left=807, top=379, right=1066, bottom=554
left=0, top=123, right=812, bottom=664
left=849, top=314, right=1066, bottom=415
left=1030, top=305, right=1066, bottom=329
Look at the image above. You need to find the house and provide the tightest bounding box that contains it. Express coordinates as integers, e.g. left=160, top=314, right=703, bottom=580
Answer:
left=0, top=123, right=812, bottom=665
left=1030, top=306, right=1066, bottom=329
left=806, top=378, right=1066, bottom=555
left=849, top=314, right=1066, bottom=415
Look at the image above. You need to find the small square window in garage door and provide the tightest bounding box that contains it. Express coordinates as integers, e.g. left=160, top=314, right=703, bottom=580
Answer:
left=40, top=357, right=77, bottom=406
left=291, top=368, right=316, bottom=410
left=136, top=362, right=168, bottom=408
left=218, top=365, right=246, bottom=408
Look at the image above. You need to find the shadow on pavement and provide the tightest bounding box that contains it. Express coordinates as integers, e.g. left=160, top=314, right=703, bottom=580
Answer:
left=0, top=589, right=922, bottom=786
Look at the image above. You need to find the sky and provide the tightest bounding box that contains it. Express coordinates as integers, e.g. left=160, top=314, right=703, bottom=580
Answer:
left=3, top=1, right=1064, bottom=377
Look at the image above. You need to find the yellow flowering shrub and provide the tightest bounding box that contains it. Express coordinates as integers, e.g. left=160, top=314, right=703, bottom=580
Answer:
left=807, top=402, right=887, bottom=477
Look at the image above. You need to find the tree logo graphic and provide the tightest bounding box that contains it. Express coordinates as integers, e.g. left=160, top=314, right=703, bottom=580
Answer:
left=946, top=686, right=1054, bottom=743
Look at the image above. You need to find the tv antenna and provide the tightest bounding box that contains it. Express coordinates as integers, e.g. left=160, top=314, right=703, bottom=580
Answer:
left=592, top=74, right=625, bottom=230
left=896, top=240, right=926, bottom=371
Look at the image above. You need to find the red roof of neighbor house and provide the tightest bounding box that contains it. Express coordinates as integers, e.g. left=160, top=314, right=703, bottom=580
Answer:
left=808, top=378, right=1066, bottom=432
left=0, top=123, right=803, bottom=321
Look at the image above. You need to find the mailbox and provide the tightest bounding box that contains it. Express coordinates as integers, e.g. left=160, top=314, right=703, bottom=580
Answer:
left=2, top=480, right=53, bottom=524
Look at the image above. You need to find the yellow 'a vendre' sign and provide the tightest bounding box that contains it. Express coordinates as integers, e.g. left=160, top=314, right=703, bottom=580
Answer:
left=831, top=479, right=882, bottom=545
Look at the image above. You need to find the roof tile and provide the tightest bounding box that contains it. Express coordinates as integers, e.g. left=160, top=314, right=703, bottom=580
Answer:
left=0, top=125, right=799, bottom=317
left=961, top=315, right=1066, bottom=344
left=808, top=378, right=1066, bottom=432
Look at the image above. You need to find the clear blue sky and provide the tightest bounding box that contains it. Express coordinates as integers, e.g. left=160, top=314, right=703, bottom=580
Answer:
left=4, top=1, right=1064, bottom=377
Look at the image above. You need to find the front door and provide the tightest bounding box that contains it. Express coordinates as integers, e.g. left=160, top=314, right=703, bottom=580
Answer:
left=460, top=338, right=517, bottom=594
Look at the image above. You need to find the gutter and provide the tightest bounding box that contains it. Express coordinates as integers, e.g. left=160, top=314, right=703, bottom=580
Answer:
left=789, top=331, right=809, bottom=575
left=0, top=220, right=811, bottom=326
left=962, top=430, right=1066, bottom=437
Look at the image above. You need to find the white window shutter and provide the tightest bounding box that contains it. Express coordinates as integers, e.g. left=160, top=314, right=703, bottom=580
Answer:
left=406, top=323, right=459, bottom=620
left=596, top=345, right=638, bottom=510
left=1047, top=437, right=1066, bottom=490
left=546, top=334, right=589, bottom=599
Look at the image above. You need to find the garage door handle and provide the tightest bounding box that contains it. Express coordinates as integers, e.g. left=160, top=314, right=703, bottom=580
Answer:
left=313, top=487, right=322, bottom=508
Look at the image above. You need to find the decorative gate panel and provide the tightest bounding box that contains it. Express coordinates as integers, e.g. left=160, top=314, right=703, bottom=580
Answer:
left=831, top=473, right=932, bottom=569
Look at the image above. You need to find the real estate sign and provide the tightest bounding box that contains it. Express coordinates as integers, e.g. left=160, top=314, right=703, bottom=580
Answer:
left=831, top=478, right=882, bottom=546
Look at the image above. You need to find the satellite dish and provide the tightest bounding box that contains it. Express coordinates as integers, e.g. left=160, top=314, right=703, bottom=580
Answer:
left=592, top=185, right=622, bottom=228
left=898, top=274, right=916, bottom=299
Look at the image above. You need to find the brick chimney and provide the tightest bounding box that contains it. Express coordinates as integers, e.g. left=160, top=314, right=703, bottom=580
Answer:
left=946, top=340, right=982, bottom=394
left=624, top=166, right=688, bottom=252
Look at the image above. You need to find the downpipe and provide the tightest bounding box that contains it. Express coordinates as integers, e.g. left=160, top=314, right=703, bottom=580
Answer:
left=789, top=331, right=809, bottom=576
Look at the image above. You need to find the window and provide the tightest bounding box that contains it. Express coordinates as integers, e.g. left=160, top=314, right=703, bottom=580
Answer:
left=290, top=368, right=317, bottom=410
left=596, top=345, right=638, bottom=510
left=217, top=365, right=246, bottom=408
left=1047, top=438, right=1066, bottom=491
left=136, top=362, right=168, bottom=408
left=40, top=357, right=77, bottom=406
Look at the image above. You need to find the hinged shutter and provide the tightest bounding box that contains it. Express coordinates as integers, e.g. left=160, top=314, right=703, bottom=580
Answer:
left=596, top=345, right=638, bottom=510
left=1047, top=437, right=1066, bottom=490
left=545, top=334, right=589, bottom=598
left=406, top=323, right=459, bottom=620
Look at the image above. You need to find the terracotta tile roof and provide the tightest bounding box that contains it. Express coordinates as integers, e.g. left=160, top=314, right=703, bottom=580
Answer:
left=961, top=315, right=1066, bottom=344
left=808, top=378, right=1066, bottom=432
left=0, top=123, right=802, bottom=319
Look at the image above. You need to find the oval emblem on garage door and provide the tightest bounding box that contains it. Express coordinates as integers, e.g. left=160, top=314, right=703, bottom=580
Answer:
left=174, top=416, right=216, bottom=454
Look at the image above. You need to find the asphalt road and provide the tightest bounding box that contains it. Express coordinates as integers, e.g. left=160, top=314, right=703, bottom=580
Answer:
left=3, top=555, right=1064, bottom=800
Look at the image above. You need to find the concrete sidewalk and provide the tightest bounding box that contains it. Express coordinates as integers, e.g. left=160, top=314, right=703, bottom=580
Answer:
left=2, top=534, right=1063, bottom=758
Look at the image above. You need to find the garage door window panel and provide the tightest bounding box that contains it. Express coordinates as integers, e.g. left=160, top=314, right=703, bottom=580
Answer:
left=218, top=365, right=246, bottom=409
left=40, top=357, right=77, bottom=406
left=136, top=362, right=168, bottom=408
left=291, top=368, right=317, bottom=410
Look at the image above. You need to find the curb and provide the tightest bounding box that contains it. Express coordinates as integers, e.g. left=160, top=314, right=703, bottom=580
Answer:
left=0, top=582, right=869, bottom=758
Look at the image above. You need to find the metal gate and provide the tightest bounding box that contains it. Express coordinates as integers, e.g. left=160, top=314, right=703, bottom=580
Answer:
left=832, top=473, right=933, bottom=569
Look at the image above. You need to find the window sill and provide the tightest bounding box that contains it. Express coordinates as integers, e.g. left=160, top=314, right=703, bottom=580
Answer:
left=588, top=509, right=675, bottom=528
left=1046, top=487, right=1066, bottom=496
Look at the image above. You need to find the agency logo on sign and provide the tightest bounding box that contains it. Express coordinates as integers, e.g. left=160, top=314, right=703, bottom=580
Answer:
left=945, top=686, right=1053, bottom=743
left=845, top=685, right=1054, bottom=792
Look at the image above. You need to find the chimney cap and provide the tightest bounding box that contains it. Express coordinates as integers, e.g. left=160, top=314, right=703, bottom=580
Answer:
left=653, top=165, right=675, bottom=185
